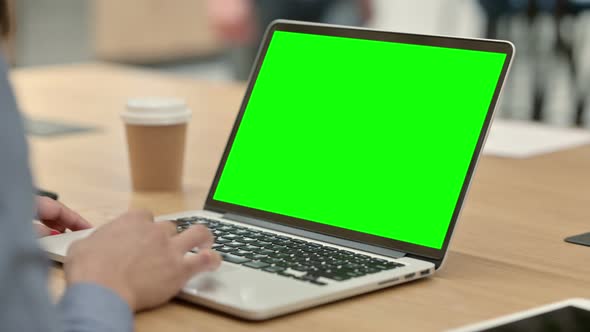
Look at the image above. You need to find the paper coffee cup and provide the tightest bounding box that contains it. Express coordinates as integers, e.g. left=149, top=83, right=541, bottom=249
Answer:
left=122, top=97, right=191, bottom=191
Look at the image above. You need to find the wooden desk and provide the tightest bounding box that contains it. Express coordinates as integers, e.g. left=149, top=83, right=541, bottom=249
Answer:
left=13, top=63, right=590, bottom=332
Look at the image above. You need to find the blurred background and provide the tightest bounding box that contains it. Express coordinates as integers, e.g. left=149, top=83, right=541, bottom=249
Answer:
left=4, top=0, right=590, bottom=127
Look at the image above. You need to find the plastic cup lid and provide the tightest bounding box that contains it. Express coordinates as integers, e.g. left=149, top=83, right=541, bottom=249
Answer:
left=122, top=97, right=192, bottom=126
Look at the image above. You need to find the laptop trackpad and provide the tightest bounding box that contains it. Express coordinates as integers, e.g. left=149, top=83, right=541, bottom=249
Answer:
left=212, top=263, right=240, bottom=274
left=182, top=262, right=315, bottom=310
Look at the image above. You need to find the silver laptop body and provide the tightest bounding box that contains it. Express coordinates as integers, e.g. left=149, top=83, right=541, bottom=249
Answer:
left=41, top=20, right=514, bottom=320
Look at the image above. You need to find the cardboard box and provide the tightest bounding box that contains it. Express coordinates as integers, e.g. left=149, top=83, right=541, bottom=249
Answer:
left=93, top=0, right=222, bottom=63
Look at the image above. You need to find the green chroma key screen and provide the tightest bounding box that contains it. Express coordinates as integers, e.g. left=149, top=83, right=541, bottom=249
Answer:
left=213, top=30, right=506, bottom=249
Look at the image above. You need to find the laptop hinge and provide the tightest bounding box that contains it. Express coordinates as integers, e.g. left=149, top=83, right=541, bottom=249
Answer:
left=223, top=213, right=406, bottom=259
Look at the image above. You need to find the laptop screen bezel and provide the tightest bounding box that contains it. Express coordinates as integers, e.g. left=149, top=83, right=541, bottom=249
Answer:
left=204, top=20, right=514, bottom=263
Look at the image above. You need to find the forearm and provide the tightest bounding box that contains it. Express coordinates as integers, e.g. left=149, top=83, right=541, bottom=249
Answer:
left=0, top=53, right=132, bottom=332
left=59, top=283, right=133, bottom=332
left=0, top=244, right=62, bottom=332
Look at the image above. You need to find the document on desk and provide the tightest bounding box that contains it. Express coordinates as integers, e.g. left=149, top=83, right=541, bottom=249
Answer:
left=483, top=119, right=590, bottom=158
left=25, top=118, right=98, bottom=137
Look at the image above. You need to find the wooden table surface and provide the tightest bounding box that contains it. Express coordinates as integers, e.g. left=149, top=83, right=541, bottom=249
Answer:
left=13, top=63, right=590, bottom=332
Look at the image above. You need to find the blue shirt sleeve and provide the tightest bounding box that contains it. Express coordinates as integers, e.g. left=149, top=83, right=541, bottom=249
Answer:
left=59, top=283, right=133, bottom=332
left=0, top=54, right=133, bottom=332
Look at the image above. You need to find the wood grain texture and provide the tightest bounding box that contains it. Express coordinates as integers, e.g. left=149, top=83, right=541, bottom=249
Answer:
left=13, top=63, right=590, bottom=332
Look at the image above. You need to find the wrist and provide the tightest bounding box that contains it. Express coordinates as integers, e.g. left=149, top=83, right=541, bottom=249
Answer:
left=60, top=282, right=135, bottom=332
left=66, top=272, right=136, bottom=311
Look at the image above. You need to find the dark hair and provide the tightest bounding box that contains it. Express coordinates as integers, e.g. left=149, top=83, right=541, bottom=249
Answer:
left=0, top=0, right=10, bottom=36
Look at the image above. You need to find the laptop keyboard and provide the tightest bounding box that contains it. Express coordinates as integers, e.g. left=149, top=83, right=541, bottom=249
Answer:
left=174, top=216, right=404, bottom=286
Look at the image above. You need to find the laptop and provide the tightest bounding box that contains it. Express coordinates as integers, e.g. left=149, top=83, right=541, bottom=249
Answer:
left=40, top=20, right=514, bottom=320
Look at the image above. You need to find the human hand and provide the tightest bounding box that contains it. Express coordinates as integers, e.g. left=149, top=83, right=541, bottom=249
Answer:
left=34, top=196, right=92, bottom=237
left=207, top=0, right=257, bottom=44
left=64, top=209, right=221, bottom=312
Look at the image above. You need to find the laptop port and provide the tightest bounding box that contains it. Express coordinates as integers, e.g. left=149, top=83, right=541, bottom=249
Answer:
left=404, top=272, right=416, bottom=279
left=420, top=269, right=430, bottom=276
